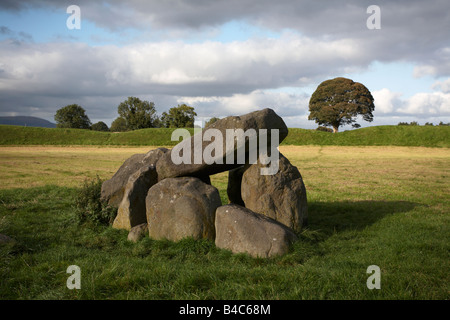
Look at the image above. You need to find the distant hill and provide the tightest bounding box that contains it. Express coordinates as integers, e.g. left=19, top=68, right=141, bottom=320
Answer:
left=0, top=116, right=56, bottom=128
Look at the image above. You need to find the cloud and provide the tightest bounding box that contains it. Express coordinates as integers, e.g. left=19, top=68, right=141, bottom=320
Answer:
left=0, top=34, right=367, bottom=99
left=0, top=26, right=13, bottom=35
left=178, top=90, right=310, bottom=119
left=3, top=1, right=444, bottom=38
left=1, top=0, right=447, bottom=77
left=0, top=25, right=33, bottom=43
left=0, top=35, right=320, bottom=122
left=372, top=89, right=405, bottom=114
left=2, top=31, right=449, bottom=125
left=399, top=92, right=450, bottom=115
left=432, top=78, right=450, bottom=93
left=413, top=47, right=450, bottom=78
left=373, top=88, right=450, bottom=117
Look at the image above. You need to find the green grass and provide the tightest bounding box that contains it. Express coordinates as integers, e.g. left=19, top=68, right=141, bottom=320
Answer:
left=283, top=125, right=450, bottom=148
left=0, top=125, right=195, bottom=147
left=1, top=124, right=449, bottom=147
left=0, top=145, right=449, bottom=299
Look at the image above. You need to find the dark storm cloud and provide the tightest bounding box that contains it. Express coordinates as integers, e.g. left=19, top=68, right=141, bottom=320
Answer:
left=2, top=0, right=448, bottom=36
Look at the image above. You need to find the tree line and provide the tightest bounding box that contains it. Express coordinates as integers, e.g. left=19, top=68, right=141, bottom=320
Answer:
left=55, top=77, right=377, bottom=133
left=54, top=97, right=200, bottom=132
left=397, top=121, right=449, bottom=126
left=54, top=78, right=376, bottom=133
left=54, top=77, right=448, bottom=133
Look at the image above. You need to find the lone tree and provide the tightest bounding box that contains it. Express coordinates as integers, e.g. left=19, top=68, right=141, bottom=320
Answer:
left=54, top=104, right=91, bottom=129
left=160, top=104, right=197, bottom=128
left=308, top=77, right=375, bottom=133
left=117, top=97, right=157, bottom=130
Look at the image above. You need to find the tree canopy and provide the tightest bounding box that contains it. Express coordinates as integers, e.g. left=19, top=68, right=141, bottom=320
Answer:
left=110, top=117, right=127, bottom=132
left=54, top=104, right=91, bottom=129
left=205, top=117, right=220, bottom=128
left=91, top=121, right=109, bottom=132
left=160, top=104, right=197, bottom=128
left=308, top=77, right=375, bottom=133
left=117, top=97, right=157, bottom=130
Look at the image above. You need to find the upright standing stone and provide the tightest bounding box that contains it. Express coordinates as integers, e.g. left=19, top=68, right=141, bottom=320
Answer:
left=241, top=152, right=307, bottom=232
left=101, top=147, right=168, bottom=207
left=112, top=165, right=158, bottom=230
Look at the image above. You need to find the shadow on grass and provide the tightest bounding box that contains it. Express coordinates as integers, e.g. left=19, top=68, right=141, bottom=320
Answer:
left=306, top=200, right=419, bottom=235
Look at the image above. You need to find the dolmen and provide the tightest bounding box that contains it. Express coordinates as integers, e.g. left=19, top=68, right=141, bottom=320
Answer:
left=100, top=108, right=307, bottom=258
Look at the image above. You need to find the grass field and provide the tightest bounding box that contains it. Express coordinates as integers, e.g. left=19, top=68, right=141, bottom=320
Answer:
left=0, top=145, right=448, bottom=299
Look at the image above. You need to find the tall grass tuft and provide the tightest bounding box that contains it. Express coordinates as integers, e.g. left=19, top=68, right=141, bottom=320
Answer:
left=73, top=176, right=117, bottom=225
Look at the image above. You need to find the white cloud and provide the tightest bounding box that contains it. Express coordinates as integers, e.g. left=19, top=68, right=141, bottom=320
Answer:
left=0, top=35, right=365, bottom=99
left=373, top=88, right=450, bottom=117
left=432, top=78, right=450, bottom=93
left=413, top=47, right=450, bottom=78
left=372, top=88, right=404, bottom=114
left=178, top=90, right=310, bottom=118
left=413, top=65, right=438, bottom=78
left=400, top=92, right=450, bottom=115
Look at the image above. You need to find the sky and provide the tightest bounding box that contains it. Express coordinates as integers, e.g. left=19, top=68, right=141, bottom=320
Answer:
left=0, top=0, right=449, bottom=129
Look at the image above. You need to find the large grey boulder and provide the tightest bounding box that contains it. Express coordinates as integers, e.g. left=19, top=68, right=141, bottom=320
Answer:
left=101, top=147, right=168, bottom=207
left=215, top=204, right=298, bottom=258
left=241, top=152, right=307, bottom=232
left=112, top=165, right=158, bottom=230
left=146, top=177, right=222, bottom=242
left=156, top=108, right=288, bottom=180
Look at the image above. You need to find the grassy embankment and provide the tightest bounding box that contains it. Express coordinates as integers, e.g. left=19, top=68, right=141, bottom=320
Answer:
left=0, top=124, right=449, bottom=147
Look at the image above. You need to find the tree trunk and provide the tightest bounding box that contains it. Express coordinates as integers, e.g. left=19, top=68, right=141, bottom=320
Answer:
left=332, top=126, right=339, bottom=133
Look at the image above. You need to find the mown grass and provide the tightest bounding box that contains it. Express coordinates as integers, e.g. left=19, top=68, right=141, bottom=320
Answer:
left=0, top=145, right=449, bottom=299
left=0, top=146, right=152, bottom=189
left=1, top=124, right=449, bottom=147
